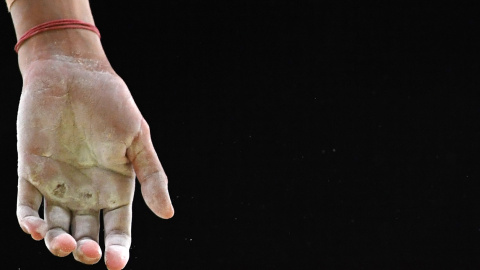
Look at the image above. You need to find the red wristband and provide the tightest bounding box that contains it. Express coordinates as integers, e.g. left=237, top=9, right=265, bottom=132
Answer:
left=14, top=19, right=101, bottom=53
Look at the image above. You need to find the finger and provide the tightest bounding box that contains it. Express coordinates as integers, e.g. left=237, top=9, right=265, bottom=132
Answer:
left=44, top=200, right=77, bottom=257
left=71, top=210, right=102, bottom=265
left=127, top=120, right=174, bottom=219
left=16, top=177, right=48, bottom=240
left=103, top=205, right=132, bottom=270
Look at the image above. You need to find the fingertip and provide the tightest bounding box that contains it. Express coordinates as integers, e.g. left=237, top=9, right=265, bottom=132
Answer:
left=32, top=223, right=48, bottom=241
left=145, top=196, right=175, bottom=220
left=140, top=177, right=175, bottom=219
left=74, top=239, right=102, bottom=265
left=50, top=233, right=77, bottom=257
left=21, top=216, right=47, bottom=240
left=81, top=241, right=102, bottom=259
left=105, top=245, right=129, bottom=270
left=160, top=205, right=175, bottom=219
left=31, top=229, right=46, bottom=241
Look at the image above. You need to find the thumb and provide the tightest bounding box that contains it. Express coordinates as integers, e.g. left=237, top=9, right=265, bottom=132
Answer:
left=128, top=119, right=174, bottom=219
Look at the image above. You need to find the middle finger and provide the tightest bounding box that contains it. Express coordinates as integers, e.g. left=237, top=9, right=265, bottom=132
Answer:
left=71, top=210, right=102, bottom=264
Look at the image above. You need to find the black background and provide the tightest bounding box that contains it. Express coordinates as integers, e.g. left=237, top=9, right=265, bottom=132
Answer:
left=1, top=2, right=480, bottom=269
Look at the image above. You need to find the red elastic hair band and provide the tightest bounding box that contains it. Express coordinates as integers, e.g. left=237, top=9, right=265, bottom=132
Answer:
left=14, top=19, right=101, bottom=53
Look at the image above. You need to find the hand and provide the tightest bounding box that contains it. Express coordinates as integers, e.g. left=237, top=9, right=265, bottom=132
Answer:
left=16, top=55, right=174, bottom=269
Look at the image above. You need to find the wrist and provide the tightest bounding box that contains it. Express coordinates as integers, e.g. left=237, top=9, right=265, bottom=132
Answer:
left=10, top=0, right=109, bottom=73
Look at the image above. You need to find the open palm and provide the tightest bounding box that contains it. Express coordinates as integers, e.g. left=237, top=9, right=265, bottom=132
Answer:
left=16, top=56, right=174, bottom=269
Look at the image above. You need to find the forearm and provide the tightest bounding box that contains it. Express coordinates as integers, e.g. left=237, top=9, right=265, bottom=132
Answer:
left=7, top=0, right=109, bottom=75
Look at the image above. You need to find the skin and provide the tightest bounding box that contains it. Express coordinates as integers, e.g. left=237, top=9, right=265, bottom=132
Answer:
left=9, top=0, right=174, bottom=269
